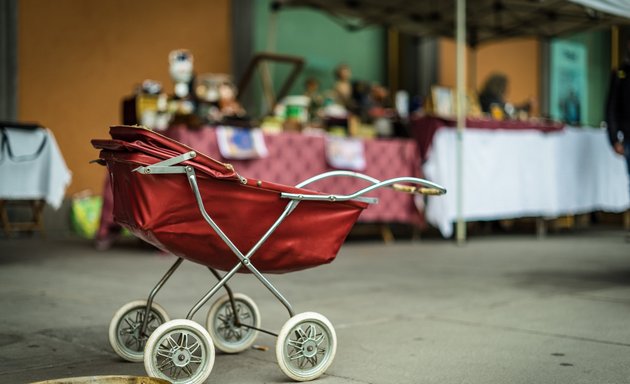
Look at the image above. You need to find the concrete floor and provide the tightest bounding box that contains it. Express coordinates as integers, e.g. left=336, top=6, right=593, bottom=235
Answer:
left=0, top=229, right=629, bottom=384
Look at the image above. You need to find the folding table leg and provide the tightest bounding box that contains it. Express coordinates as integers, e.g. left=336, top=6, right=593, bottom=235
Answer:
left=0, top=199, right=46, bottom=237
left=32, top=199, right=45, bottom=238
left=536, top=217, right=547, bottom=239
left=380, top=224, right=394, bottom=243
left=0, top=200, right=9, bottom=236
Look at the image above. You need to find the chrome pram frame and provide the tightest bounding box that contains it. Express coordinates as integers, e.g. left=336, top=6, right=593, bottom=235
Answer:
left=108, top=150, right=446, bottom=384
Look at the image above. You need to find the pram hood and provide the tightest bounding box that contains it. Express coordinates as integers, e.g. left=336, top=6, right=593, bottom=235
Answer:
left=93, top=125, right=241, bottom=182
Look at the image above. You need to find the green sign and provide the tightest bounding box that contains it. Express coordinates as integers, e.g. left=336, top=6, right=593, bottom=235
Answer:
left=550, top=40, right=588, bottom=126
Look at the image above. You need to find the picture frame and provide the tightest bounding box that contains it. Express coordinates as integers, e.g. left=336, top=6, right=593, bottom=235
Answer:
left=427, top=86, right=482, bottom=118
left=429, top=86, right=454, bottom=117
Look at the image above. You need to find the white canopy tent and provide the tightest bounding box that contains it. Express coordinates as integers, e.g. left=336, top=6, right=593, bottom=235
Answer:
left=273, top=0, right=630, bottom=46
left=571, top=0, right=630, bottom=19
left=273, top=0, right=630, bottom=242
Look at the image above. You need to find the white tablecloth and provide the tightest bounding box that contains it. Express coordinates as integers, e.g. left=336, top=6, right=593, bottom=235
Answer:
left=0, top=127, right=72, bottom=209
left=423, top=127, right=630, bottom=237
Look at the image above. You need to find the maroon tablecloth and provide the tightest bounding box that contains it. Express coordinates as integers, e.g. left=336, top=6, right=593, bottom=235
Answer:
left=166, top=125, right=423, bottom=225
left=410, top=115, right=565, bottom=162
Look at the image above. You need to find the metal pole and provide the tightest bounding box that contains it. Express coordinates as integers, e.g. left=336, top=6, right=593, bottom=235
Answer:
left=612, top=26, right=619, bottom=69
left=455, top=0, right=467, bottom=244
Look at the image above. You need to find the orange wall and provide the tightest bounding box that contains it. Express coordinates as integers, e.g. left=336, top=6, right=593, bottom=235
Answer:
left=18, top=0, right=231, bottom=195
left=438, top=38, right=474, bottom=89
left=439, top=38, right=540, bottom=115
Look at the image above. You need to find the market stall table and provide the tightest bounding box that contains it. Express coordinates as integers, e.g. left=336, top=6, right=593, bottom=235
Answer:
left=410, top=115, right=565, bottom=161
left=422, top=125, right=630, bottom=237
left=0, top=125, right=72, bottom=235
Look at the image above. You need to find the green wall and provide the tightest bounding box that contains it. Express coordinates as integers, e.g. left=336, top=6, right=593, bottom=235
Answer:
left=251, top=1, right=385, bottom=113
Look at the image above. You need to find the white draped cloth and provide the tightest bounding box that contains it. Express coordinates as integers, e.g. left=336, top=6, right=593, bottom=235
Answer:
left=0, top=127, right=72, bottom=209
left=423, top=127, right=630, bottom=238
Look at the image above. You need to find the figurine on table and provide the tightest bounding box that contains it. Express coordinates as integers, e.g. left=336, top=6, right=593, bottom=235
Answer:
left=195, top=74, right=246, bottom=124
left=168, top=49, right=196, bottom=116
left=217, top=81, right=246, bottom=118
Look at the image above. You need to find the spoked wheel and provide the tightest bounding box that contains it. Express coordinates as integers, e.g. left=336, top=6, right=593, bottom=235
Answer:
left=276, top=312, right=337, bottom=382
left=144, top=319, right=215, bottom=384
left=206, top=293, right=261, bottom=353
left=109, top=300, right=170, bottom=362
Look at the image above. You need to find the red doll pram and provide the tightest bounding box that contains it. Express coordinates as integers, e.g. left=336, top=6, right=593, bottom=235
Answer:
left=92, top=126, right=445, bottom=384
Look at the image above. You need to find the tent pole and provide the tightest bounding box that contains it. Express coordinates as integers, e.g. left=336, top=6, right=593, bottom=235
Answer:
left=455, top=0, right=467, bottom=244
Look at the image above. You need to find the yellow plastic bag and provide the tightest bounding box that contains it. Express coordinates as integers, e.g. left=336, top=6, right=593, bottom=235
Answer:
left=70, top=191, right=102, bottom=239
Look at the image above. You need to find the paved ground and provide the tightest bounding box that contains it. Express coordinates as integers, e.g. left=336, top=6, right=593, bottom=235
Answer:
left=0, top=229, right=629, bottom=384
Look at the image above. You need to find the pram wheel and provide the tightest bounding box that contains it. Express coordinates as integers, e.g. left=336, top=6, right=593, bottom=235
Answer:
left=206, top=293, right=261, bottom=354
left=276, top=312, right=337, bottom=382
left=108, top=300, right=170, bottom=362
left=144, top=319, right=215, bottom=384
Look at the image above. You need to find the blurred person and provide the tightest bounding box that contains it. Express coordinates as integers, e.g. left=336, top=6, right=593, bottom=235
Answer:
left=367, top=84, right=395, bottom=137
left=605, top=39, right=630, bottom=241
left=332, top=63, right=357, bottom=112
left=478, top=73, right=533, bottom=118
left=352, top=80, right=371, bottom=120
left=304, top=77, right=324, bottom=122
left=365, top=83, right=392, bottom=120
left=479, top=73, right=508, bottom=114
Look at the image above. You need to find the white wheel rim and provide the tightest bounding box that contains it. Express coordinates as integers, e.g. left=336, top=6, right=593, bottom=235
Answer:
left=277, top=313, right=336, bottom=381
left=207, top=293, right=260, bottom=353
left=145, top=320, right=214, bottom=384
left=109, top=300, right=168, bottom=362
